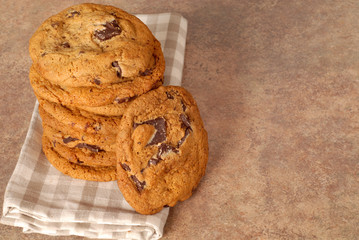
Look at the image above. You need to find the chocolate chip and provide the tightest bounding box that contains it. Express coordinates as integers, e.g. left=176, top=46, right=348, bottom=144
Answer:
left=177, top=127, right=191, bottom=147
left=148, top=158, right=160, bottom=166
left=139, top=69, right=152, bottom=76
left=63, top=136, right=79, bottom=144
left=41, top=52, right=47, bottom=57
left=77, top=159, right=84, bottom=164
left=130, top=175, right=146, bottom=192
left=133, top=117, right=167, bottom=146
left=111, top=61, right=122, bottom=78
left=148, top=143, right=178, bottom=167
left=181, top=100, right=187, bottom=111
left=120, top=163, right=131, bottom=171
left=180, top=114, right=191, bottom=130
left=61, top=42, right=70, bottom=48
left=166, top=92, right=174, bottom=99
left=146, top=118, right=167, bottom=146
left=75, top=143, right=103, bottom=153
left=158, top=143, right=178, bottom=156
left=67, top=10, right=80, bottom=18
left=114, top=95, right=137, bottom=104
left=93, top=78, right=101, bottom=85
left=94, top=20, right=122, bottom=41
left=177, top=114, right=192, bottom=147
left=164, top=205, right=169, bottom=208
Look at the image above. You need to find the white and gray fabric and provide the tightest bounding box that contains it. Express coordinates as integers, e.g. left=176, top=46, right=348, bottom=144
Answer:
left=1, top=13, right=188, bottom=240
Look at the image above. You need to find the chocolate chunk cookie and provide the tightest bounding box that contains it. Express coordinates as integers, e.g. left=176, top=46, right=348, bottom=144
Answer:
left=116, top=86, right=208, bottom=214
left=42, top=135, right=117, bottom=181
left=38, top=99, right=122, bottom=136
left=43, top=125, right=117, bottom=167
left=29, top=3, right=164, bottom=88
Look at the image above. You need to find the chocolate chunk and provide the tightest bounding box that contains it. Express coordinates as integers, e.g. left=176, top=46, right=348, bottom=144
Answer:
left=77, top=159, right=84, bottom=164
left=180, top=114, right=191, bottom=130
left=63, top=136, right=79, bottom=144
left=94, top=20, right=122, bottom=41
left=181, top=100, right=187, bottom=111
left=146, top=118, right=167, bottom=146
left=166, top=91, right=174, bottom=99
left=148, top=158, right=160, bottom=166
left=158, top=143, right=178, bottom=156
left=130, top=175, right=146, bottom=192
left=139, top=69, right=152, bottom=76
left=93, top=78, right=101, bottom=85
left=120, top=163, right=131, bottom=171
left=148, top=143, right=178, bottom=167
left=66, top=11, right=80, bottom=18
left=61, top=42, right=70, bottom=48
left=111, top=61, right=122, bottom=78
left=177, top=114, right=192, bottom=147
left=114, top=95, right=137, bottom=104
left=177, top=127, right=191, bottom=147
left=75, top=143, right=103, bottom=153
left=133, top=117, right=167, bottom=146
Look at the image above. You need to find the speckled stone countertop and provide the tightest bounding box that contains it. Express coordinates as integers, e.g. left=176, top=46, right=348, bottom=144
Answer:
left=1, top=0, right=359, bottom=239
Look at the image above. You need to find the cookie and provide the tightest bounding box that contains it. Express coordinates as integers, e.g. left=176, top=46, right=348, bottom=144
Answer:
left=29, top=63, right=163, bottom=108
left=41, top=120, right=116, bottom=152
left=116, top=86, right=208, bottom=214
left=38, top=99, right=122, bottom=136
left=43, top=125, right=116, bottom=167
left=42, top=135, right=117, bottom=181
left=29, top=3, right=165, bottom=88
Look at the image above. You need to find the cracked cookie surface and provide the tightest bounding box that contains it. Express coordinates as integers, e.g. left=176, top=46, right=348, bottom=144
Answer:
left=116, top=86, right=208, bottom=214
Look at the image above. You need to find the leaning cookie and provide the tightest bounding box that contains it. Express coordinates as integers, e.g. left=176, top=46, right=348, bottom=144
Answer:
left=42, top=135, right=117, bottom=181
left=116, top=86, right=208, bottom=214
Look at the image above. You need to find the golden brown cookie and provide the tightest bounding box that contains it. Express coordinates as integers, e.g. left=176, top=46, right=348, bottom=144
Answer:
left=38, top=99, right=122, bottom=136
left=29, top=3, right=165, bottom=89
left=42, top=135, right=117, bottom=181
left=29, top=63, right=163, bottom=109
left=116, top=86, right=208, bottom=214
left=43, top=125, right=116, bottom=167
left=41, top=120, right=116, bottom=152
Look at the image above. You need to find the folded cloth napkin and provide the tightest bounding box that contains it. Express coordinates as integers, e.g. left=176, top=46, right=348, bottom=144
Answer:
left=1, top=13, right=188, bottom=240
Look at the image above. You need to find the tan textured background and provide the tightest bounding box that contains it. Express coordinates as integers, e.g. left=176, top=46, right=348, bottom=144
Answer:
left=1, top=0, right=359, bottom=239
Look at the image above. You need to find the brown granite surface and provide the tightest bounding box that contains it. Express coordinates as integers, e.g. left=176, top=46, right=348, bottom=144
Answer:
left=1, top=0, right=359, bottom=239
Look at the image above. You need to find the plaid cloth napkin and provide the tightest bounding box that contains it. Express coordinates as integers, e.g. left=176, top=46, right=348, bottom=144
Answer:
left=1, top=13, right=188, bottom=239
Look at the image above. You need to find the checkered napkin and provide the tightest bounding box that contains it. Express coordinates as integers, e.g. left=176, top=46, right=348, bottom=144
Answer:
left=1, top=13, right=188, bottom=239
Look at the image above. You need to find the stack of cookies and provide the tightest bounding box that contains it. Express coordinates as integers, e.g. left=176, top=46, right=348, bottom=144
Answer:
left=29, top=3, right=165, bottom=181
left=29, top=3, right=208, bottom=215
